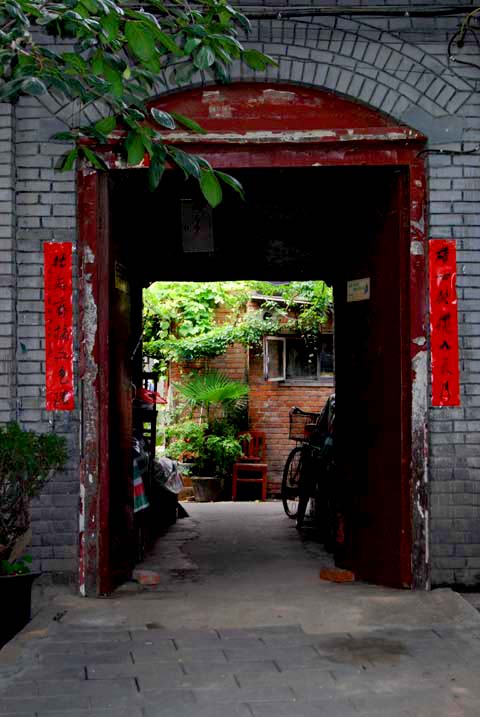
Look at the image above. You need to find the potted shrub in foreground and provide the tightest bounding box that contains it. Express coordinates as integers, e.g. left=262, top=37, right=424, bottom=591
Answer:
left=0, top=422, right=67, bottom=647
left=167, top=372, right=248, bottom=501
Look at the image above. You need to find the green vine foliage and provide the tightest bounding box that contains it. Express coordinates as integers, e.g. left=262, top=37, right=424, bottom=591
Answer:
left=143, top=280, right=333, bottom=372
left=0, top=0, right=275, bottom=205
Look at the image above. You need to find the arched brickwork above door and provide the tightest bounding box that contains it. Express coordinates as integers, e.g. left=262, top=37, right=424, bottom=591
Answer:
left=36, top=15, right=474, bottom=144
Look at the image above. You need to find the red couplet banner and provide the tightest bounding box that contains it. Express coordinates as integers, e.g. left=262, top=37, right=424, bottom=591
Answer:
left=44, top=242, right=74, bottom=411
left=429, top=239, right=460, bottom=407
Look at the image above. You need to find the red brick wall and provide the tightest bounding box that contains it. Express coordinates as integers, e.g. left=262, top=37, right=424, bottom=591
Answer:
left=169, top=343, right=248, bottom=385
left=248, top=351, right=333, bottom=494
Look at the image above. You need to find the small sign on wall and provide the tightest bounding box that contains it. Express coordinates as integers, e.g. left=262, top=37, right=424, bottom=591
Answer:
left=347, top=277, right=370, bottom=303
left=429, top=239, right=460, bottom=407
left=44, top=242, right=74, bottom=411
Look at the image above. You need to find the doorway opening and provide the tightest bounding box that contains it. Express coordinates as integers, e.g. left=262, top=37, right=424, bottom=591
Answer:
left=93, top=163, right=412, bottom=593
left=77, top=82, right=428, bottom=597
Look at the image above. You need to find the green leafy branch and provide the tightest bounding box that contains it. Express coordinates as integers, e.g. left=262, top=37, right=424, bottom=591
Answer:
left=143, top=280, right=333, bottom=372
left=0, top=0, right=276, bottom=204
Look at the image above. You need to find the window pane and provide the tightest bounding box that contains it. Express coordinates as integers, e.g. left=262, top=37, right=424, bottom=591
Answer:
left=266, top=338, right=285, bottom=380
left=286, top=339, right=317, bottom=379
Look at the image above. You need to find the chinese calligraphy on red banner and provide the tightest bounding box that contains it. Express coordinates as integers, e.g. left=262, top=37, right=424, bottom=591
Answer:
left=429, top=239, right=460, bottom=407
left=44, top=242, right=74, bottom=411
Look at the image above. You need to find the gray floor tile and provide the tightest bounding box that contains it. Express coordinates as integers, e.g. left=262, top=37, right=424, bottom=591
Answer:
left=224, top=646, right=320, bottom=664
left=132, top=645, right=227, bottom=663
left=0, top=696, right=90, bottom=713
left=236, top=666, right=336, bottom=689
left=183, top=660, right=279, bottom=675
left=290, top=685, right=346, bottom=702
left=20, top=667, right=86, bottom=680
left=138, top=670, right=238, bottom=691
left=37, top=711, right=143, bottom=717
left=86, top=662, right=184, bottom=679
left=351, top=690, right=460, bottom=714
left=140, top=688, right=196, bottom=706
left=0, top=682, right=38, bottom=699
left=88, top=694, right=144, bottom=710
left=249, top=700, right=359, bottom=716
left=47, top=630, right=132, bottom=643
left=172, top=635, right=224, bottom=649
left=218, top=625, right=303, bottom=639
left=37, top=677, right=137, bottom=697
left=38, top=643, right=133, bottom=657
left=193, top=685, right=295, bottom=703
left=42, top=653, right=133, bottom=668
left=143, top=704, right=252, bottom=717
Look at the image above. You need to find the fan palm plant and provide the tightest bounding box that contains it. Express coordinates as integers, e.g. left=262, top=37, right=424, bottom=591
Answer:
left=174, top=371, right=248, bottom=425
left=168, top=372, right=249, bottom=485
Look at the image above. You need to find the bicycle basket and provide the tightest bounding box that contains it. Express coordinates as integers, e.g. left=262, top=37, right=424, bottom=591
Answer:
left=289, top=407, right=321, bottom=442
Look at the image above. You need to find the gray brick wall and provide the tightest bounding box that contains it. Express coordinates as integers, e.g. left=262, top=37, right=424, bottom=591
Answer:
left=14, top=96, right=79, bottom=581
left=2, top=1, right=480, bottom=587
left=0, top=103, right=16, bottom=425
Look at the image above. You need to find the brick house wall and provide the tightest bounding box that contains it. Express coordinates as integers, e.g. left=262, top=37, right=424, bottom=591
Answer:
left=1, top=1, right=480, bottom=585
left=248, top=352, right=333, bottom=493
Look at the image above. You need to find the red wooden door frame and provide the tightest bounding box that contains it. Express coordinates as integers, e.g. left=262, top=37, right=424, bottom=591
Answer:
left=77, top=84, right=428, bottom=595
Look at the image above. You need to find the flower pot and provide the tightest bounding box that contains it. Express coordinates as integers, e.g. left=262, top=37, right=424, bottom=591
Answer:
left=191, top=476, right=222, bottom=502
left=0, top=572, right=40, bottom=648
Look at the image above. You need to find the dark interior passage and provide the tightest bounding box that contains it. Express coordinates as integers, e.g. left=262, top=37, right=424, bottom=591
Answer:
left=105, top=164, right=412, bottom=591
left=111, top=165, right=402, bottom=285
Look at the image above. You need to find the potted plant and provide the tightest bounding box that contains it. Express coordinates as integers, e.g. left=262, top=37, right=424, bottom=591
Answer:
left=165, top=419, right=241, bottom=501
left=0, top=422, right=67, bottom=647
left=167, top=372, right=248, bottom=501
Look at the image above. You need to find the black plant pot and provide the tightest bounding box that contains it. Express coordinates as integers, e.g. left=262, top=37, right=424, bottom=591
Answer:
left=0, top=572, right=40, bottom=648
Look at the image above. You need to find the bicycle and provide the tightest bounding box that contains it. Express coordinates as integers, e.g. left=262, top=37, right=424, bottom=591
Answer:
left=281, top=407, right=321, bottom=520
left=281, top=397, right=336, bottom=543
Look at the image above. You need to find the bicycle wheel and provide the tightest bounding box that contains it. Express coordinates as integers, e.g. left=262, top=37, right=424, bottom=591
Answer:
left=281, top=446, right=303, bottom=518
left=296, top=447, right=318, bottom=530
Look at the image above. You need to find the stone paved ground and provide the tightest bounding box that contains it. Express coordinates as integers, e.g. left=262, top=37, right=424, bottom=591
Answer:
left=4, top=621, right=480, bottom=715
left=2, top=502, right=480, bottom=716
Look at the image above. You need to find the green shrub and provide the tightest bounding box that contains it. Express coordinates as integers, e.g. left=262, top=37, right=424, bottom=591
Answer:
left=0, top=423, right=68, bottom=572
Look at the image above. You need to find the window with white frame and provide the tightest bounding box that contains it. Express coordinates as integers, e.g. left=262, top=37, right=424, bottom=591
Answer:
left=263, top=334, right=334, bottom=383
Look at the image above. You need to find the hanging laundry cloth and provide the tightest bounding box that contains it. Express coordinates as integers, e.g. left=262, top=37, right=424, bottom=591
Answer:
left=133, top=437, right=150, bottom=513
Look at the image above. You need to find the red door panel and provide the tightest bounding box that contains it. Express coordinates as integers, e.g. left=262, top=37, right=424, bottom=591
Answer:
left=98, top=178, right=135, bottom=594
left=334, top=169, right=412, bottom=588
